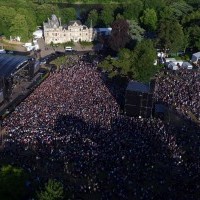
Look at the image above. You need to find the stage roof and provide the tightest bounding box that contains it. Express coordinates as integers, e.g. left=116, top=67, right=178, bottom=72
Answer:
left=126, top=81, right=150, bottom=93
left=0, top=54, right=30, bottom=78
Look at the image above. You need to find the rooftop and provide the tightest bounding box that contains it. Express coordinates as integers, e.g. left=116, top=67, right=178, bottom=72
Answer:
left=126, top=81, right=150, bottom=93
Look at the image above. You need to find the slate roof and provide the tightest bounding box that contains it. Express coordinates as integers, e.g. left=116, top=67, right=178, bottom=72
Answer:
left=0, top=54, right=30, bottom=78
left=68, top=20, right=82, bottom=26
left=126, top=81, right=150, bottom=93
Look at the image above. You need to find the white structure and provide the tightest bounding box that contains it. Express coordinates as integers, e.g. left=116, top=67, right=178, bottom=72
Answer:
left=191, top=52, right=200, bottom=64
left=181, top=62, right=193, bottom=69
left=0, top=49, right=6, bottom=54
left=65, top=46, right=73, bottom=51
left=33, top=29, right=43, bottom=39
left=165, top=58, right=176, bottom=63
left=23, top=42, right=39, bottom=51
left=167, top=62, right=179, bottom=70
left=95, top=28, right=112, bottom=36
left=43, top=14, right=96, bottom=44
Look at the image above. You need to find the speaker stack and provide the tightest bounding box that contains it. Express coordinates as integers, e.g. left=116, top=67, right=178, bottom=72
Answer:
left=124, top=81, right=154, bottom=118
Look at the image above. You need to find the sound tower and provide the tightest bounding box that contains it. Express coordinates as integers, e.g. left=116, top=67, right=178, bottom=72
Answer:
left=124, top=81, right=154, bottom=118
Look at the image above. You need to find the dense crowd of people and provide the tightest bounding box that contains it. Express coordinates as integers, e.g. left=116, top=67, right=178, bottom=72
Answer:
left=0, top=55, right=200, bottom=199
left=154, top=69, right=200, bottom=121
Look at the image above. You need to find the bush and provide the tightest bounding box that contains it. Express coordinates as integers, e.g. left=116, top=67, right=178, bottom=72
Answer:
left=37, top=179, right=64, bottom=200
left=62, top=40, right=75, bottom=47
left=79, top=41, right=93, bottom=46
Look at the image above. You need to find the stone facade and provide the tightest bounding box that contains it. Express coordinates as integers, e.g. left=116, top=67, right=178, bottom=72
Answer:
left=43, top=14, right=96, bottom=44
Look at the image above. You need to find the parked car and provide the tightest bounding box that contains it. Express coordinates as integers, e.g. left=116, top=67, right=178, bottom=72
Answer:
left=65, top=46, right=73, bottom=51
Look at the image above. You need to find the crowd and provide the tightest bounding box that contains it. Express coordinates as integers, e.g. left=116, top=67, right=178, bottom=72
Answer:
left=154, top=69, right=200, bottom=121
left=0, top=56, right=200, bottom=200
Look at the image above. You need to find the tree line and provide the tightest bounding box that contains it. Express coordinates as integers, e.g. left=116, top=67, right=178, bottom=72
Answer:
left=0, top=164, right=64, bottom=200
left=0, top=0, right=199, bottom=81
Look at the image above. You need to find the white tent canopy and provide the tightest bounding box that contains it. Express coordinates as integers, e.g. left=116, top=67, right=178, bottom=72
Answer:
left=191, top=52, right=200, bottom=63
left=33, top=29, right=43, bottom=39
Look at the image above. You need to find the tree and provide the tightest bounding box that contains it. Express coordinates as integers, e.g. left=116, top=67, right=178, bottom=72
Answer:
left=182, top=10, right=200, bottom=26
left=17, top=8, right=37, bottom=36
left=157, top=20, right=186, bottom=53
left=100, top=6, right=114, bottom=27
left=0, top=6, right=16, bottom=38
left=109, top=19, right=130, bottom=52
left=128, top=20, right=145, bottom=42
left=160, top=1, right=193, bottom=21
left=100, top=41, right=158, bottom=83
left=133, top=40, right=158, bottom=82
left=9, top=14, right=29, bottom=42
left=37, top=179, right=64, bottom=200
left=187, top=25, right=200, bottom=50
left=86, top=9, right=99, bottom=27
left=60, top=7, right=76, bottom=24
left=140, top=8, right=158, bottom=31
left=122, top=0, right=143, bottom=21
left=143, top=0, right=166, bottom=11
left=34, top=4, right=60, bottom=25
left=0, top=165, right=27, bottom=200
left=99, top=48, right=137, bottom=79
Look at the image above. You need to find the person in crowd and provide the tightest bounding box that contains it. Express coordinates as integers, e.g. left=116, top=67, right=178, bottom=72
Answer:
left=1, top=56, right=200, bottom=199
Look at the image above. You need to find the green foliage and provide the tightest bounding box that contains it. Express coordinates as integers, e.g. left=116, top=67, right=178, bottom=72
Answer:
left=79, top=41, right=93, bottom=46
left=50, top=56, right=68, bottom=69
left=60, top=7, right=76, bottom=24
left=182, top=10, right=200, bottom=25
left=140, top=8, right=158, bottom=31
left=160, top=1, right=193, bottom=21
left=35, top=4, right=60, bottom=25
left=17, top=8, right=37, bottom=36
left=86, top=9, right=99, bottom=27
left=158, top=20, right=186, bottom=52
left=37, top=179, right=64, bottom=200
left=187, top=25, right=200, bottom=50
left=0, top=165, right=27, bottom=200
left=0, top=6, right=16, bottom=38
left=100, top=40, right=158, bottom=82
left=9, top=14, right=29, bottom=42
left=100, top=5, right=114, bottom=27
left=143, top=0, right=166, bottom=10
left=122, top=0, right=143, bottom=21
left=128, top=20, right=145, bottom=42
left=63, top=40, right=75, bottom=47
left=133, top=39, right=159, bottom=82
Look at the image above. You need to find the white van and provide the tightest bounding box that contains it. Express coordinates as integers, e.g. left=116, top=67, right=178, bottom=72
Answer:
left=65, top=46, right=73, bottom=51
left=167, top=61, right=179, bottom=70
left=181, top=62, right=193, bottom=70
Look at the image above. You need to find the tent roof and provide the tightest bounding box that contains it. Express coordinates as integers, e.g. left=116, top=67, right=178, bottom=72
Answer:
left=0, top=54, right=30, bottom=78
left=192, top=52, right=200, bottom=57
left=126, top=81, right=150, bottom=93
